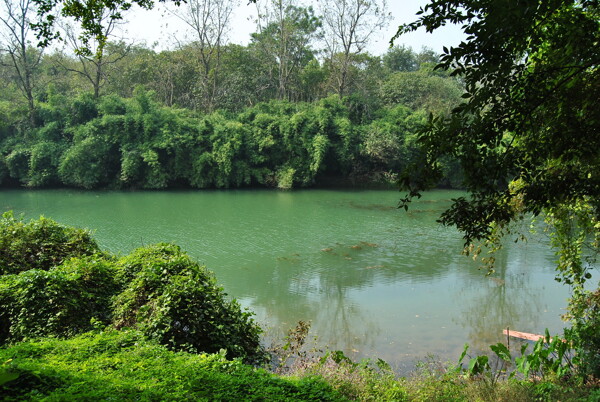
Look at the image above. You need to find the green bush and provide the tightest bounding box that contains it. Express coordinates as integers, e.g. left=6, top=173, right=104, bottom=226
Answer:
left=27, top=141, right=64, bottom=187
left=0, top=212, right=100, bottom=275
left=5, top=147, right=30, bottom=184
left=569, top=288, right=600, bottom=378
left=58, top=136, right=119, bottom=189
left=0, top=92, right=465, bottom=190
left=98, top=93, right=127, bottom=116
left=0, top=256, right=119, bottom=344
left=68, top=92, right=98, bottom=126
left=112, top=243, right=266, bottom=364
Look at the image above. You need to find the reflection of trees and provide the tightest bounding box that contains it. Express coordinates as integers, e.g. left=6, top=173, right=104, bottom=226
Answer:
left=295, top=260, right=380, bottom=354
left=223, top=222, right=481, bottom=358
left=234, top=249, right=382, bottom=354
left=454, top=245, right=545, bottom=352
left=213, top=192, right=497, bottom=360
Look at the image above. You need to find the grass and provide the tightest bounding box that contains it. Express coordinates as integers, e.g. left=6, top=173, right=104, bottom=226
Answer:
left=0, top=330, right=344, bottom=401
left=2, top=330, right=598, bottom=401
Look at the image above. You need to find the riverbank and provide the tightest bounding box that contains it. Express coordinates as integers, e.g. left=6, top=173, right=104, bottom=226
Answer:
left=1, top=330, right=597, bottom=401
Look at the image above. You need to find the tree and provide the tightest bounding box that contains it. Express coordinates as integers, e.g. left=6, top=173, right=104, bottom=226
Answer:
left=320, top=0, right=390, bottom=96
left=31, top=0, right=252, bottom=51
left=218, top=43, right=275, bottom=108
left=31, top=0, right=150, bottom=47
left=252, top=0, right=321, bottom=101
left=147, top=48, right=198, bottom=108
left=0, top=0, right=43, bottom=127
left=379, top=70, right=463, bottom=115
left=102, top=43, right=156, bottom=98
left=382, top=45, right=440, bottom=73
left=169, top=0, right=237, bottom=112
left=60, top=8, right=130, bottom=99
left=382, top=45, right=417, bottom=72
left=397, top=0, right=599, bottom=376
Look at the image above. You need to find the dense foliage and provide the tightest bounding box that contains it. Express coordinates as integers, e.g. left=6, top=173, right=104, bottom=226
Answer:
left=0, top=86, right=463, bottom=190
left=0, top=7, right=465, bottom=190
left=112, top=244, right=266, bottom=363
left=397, top=0, right=600, bottom=378
left=0, top=330, right=345, bottom=401
left=0, top=257, right=119, bottom=343
left=397, top=0, right=600, bottom=244
left=0, top=211, right=100, bottom=274
left=0, top=215, right=265, bottom=364
left=1, top=329, right=598, bottom=401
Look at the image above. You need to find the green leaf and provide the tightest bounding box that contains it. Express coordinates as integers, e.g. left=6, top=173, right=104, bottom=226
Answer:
left=0, top=370, right=19, bottom=386
left=458, top=343, right=469, bottom=364
left=490, top=343, right=511, bottom=362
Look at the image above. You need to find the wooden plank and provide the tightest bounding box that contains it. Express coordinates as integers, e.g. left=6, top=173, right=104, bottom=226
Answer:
left=502, top=329, right=547, bottom=342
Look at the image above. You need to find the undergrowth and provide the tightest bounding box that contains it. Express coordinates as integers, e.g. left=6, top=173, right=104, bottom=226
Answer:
left=0, top=330, right=344, bottom=401
left=1, top=324, right=599, bottom=401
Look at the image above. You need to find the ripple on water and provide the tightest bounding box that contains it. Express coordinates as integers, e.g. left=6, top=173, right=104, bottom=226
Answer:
left=1, top=189, right=570, bottom=371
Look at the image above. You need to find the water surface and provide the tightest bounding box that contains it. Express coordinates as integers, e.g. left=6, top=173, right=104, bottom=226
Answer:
left=1, top=189, right=571, bottom=371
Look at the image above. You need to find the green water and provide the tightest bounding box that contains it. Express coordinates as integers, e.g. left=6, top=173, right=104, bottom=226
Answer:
left=0, top=189, right=570, bottom=371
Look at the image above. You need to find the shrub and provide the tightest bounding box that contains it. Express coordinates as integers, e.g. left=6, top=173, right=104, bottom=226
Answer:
left=0, top=212, right=100, bottom=275
left=68, top=92, right=98, bottom=126
left=112, top=243, right=266, bottom=364
left=5, top=147, right=30, bottom=184
left=568, top=288, right=600, bottom=379
left=277, top=166, right=296, bottom=190
left=98, top=94, right=127, bottom=116
left=292, top=351, right=408, bottom=401
left=58, top=136, right=119, bottom=189
left=27, top=141, right=63, bottom=187
left=0, top=256, right=119, bottom=344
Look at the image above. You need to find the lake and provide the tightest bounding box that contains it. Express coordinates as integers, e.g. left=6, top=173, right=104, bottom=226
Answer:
left=0, top=188, right=571, bottom=372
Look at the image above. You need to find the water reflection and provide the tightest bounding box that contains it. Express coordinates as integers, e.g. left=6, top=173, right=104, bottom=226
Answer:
left=1, top=188, right=570, bottom=369
left=455, top=239, right=569, bottom=353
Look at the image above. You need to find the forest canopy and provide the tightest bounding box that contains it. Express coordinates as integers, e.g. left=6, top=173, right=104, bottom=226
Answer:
left=0, top=0, right=465, bottom=191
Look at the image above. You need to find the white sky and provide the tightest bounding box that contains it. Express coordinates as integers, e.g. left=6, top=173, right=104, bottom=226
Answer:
left=121, top=0, right=465, bottom=56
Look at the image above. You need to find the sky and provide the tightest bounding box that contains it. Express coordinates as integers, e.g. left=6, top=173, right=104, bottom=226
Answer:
left=121, top=0, right=466, bottom=56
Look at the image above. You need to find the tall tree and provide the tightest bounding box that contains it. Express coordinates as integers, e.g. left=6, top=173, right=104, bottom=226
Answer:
left=253, top=0, right=321, bottom=100
left=382, top=45, right=418, bottom=73
left=320, top=0, right=390, bottom=96
left=0, top=0, right=43, bottom=127
left=169, top=0, right=237, bottom=111
left=60, top=7, right=129, bottom=98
